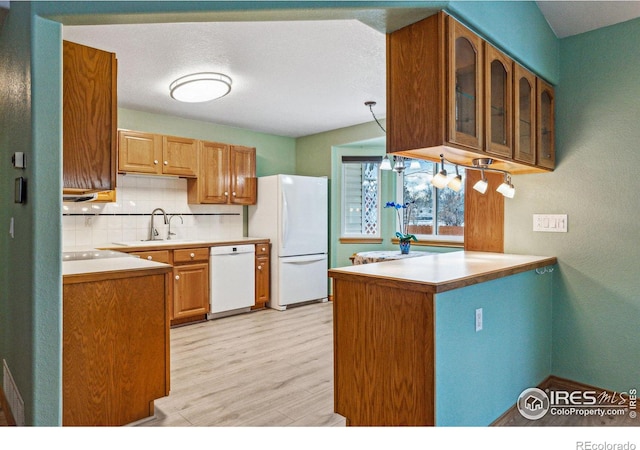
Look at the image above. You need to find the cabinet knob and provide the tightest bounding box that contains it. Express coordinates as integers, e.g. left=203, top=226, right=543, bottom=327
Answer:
left=224, top=191, right=229, bottom=196
left=190, top=252, right=195, bottom=259
left=147, top=256, right=153, bottom=260
left=175, top=275, right=180, bottom=280
left=232, top=192, right=236, bottom=196
left=257, top=265, right=262, bottom=270
left=164, top=160, right=168, bottom=165
left=153, top=160, right=159, bottom=165
left=261, top=247, right=266, bottom=251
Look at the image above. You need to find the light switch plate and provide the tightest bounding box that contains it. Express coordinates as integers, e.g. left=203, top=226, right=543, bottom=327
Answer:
left=533, top=214, right=568, bottom=232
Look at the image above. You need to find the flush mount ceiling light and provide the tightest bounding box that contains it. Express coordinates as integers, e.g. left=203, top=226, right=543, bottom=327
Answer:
left=170, top=72, right=232, bottom=103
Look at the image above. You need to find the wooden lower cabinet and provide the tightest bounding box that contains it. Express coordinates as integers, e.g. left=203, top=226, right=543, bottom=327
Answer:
left=253, top=243, right=270, bottom=309
left=171, top=248, right=210, bottom=324
left=63, top=268, right=170, bottom=426
left=332, top=277, right=435, bottom=426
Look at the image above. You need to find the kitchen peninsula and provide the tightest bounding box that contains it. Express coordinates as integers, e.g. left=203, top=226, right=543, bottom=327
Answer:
left=329, top=251, right=557, bottom=426
left=62, top=251, right=172, bottom=426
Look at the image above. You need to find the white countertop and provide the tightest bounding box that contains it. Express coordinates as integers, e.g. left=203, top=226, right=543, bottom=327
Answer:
left=329, top=251, right=557, bottom=293
left=63, top=255, right=171, bottom=277
left=62, top=237, right=270, bottom=277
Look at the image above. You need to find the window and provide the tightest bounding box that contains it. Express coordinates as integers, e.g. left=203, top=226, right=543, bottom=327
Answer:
left=341, top=157, right=381, bottom=239
left=399, top=158, right=465, bottom=241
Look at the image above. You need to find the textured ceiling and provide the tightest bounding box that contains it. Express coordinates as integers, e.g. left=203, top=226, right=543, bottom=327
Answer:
left=61, top=2, right=640, bottom=138
left=64, top=20, right=386, bottom=138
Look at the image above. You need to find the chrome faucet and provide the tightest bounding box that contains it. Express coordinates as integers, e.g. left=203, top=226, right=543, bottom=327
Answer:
left=167, top=214, right=183, bottom=240
left=148, top=208, right=168, bottom=241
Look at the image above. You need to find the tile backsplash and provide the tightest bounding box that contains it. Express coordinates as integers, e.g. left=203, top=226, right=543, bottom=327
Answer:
left=62, top=174, right=244, bottom=248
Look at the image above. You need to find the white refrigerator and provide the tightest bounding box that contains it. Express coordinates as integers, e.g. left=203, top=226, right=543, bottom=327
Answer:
left=248, top=174, right=328, bottom=310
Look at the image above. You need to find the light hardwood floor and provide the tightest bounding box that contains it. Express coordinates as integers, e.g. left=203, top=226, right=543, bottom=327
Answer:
left=143, top=301, right=345, bottom=427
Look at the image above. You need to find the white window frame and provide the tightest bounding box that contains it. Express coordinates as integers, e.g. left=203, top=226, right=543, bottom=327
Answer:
left=396, top=159, right=465, bottom=244
left=340, top=158, right=382, bottom=239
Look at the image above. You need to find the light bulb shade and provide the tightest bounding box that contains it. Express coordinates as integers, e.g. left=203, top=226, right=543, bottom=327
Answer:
left=393, top=157, right=406, bottom=173
left=380, top=155, right=392, bottom=171
left=473, top=179, right=488, bottom=194
left=170, top=72, right=232, bottom=103
left=497, top=182, right=515, bottom=198
left=431, top=171, right=449, bottom=189
left=409, top=159, right=421, bottom=169
left=448, top=175, right=462, bottom=192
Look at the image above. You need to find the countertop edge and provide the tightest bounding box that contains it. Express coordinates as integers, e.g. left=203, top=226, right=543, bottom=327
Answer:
left=97, top=237, right=270, bottom=252
left=328, top=252, right=557, bottom=294
left=63, top=262, right=172, bottom=284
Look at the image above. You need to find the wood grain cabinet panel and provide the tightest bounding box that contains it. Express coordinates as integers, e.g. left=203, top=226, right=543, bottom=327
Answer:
left=387, top=11, right=554, bottom=173
left=63, top=40, right=117, bottom=193
left=63, top=271, right=169, bottom=426
left=118, top=130, right=197, bottom=177
left=187, top=142, right=257, bottom=205
left=254, top=243, right=270, bottom=309
left=536, top=78, right=556, bottom=169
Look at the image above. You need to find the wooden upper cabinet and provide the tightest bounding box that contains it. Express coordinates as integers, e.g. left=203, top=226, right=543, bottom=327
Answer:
left=514, top=64, right=537, bottom=164
left=118, top=130, right=162, bottom=174
left=448, top=16, right=484, bottom=151
left=386, top=11, right=554, bottom=173
left=484, top=44, right=513, bottom=158
left=189, top=141, right=230, bottom=204
left=536, top=79, right=555, bottom=169
left=63, top=40, right=117, bottom=193
left=187, top=142, right=256, bottom=205
left=117, top=130, right=197, bottom=177
left=229, top=145, right=257, bottom=205
left=162, top=135, right=198, bottom=177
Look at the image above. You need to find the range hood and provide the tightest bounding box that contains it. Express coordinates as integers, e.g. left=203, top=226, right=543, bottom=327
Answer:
left=63, top=192, right=98, bottom=203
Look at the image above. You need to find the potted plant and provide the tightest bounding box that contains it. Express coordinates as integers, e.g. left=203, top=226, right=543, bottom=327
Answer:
left=385, top=201, right=418, bottom=254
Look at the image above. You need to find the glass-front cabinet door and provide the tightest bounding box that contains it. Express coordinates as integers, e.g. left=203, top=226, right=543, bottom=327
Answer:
left=513, top=64, right=536, bottom=164
left=448, top=16, right=483, bottom=151
left=485, top=44, right=512, bottom=158
left=537, top=79, right=555, bottom=169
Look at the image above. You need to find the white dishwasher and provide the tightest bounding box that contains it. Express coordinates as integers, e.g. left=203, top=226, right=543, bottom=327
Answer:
left=208, top=245, right=256, bottom=318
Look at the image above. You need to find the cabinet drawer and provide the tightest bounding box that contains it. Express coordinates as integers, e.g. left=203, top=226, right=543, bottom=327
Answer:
left=255, top=243, right=270, bottom=257
left=174, top=248, right=209, bottom=263
left=130, top=250, right=171, bottom=264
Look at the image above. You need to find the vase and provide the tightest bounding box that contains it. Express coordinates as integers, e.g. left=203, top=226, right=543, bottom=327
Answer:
left=399, top=240, right=411, bottom=254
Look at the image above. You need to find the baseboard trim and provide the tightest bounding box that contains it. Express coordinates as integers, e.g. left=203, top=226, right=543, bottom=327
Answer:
left=0, top=385, right=17, bottom=426
left=491, top=375, right=622, bottom=426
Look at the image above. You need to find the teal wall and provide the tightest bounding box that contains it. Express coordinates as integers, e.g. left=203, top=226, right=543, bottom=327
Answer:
left=119, top=108, right=296, bottom=177
left=447, top=0, right=558, bottom=83
left=0, top=1, right=561, bottom=425
left=435, top=270, right=553, bottom=426
left=504, top=18, right=640, bottom=392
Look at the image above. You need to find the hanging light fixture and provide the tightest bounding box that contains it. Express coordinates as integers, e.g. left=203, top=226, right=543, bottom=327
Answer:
left=447, top=165, right=463, bottom=192
left=393, top=156, right=406, bottom=173
left=170, top=72, right=232, bottom=103
left=473, top=169, right=489, bottom=194
left=496, top=174, right=516, bottom=198
left=409, top=159, right=421, bottom=169
left=380, top=155, right=392, bottom=171
left=431, top=155, right=449, bottom=189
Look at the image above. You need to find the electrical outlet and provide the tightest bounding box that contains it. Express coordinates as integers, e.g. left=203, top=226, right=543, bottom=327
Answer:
left=475, top=308, right=483, bottom=332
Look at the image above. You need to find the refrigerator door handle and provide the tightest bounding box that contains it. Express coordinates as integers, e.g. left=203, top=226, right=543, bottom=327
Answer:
left=281, top=189, right=289, bottom=248
left=282, top=254, right=327, bottom=264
